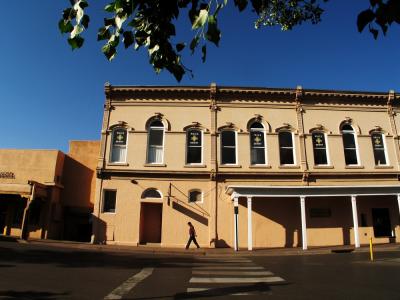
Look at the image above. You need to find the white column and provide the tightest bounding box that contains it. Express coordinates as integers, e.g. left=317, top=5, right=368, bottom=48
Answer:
left=247, top=197, right=253, bottom=251
left=351, top=195, right=360, bottom=248
left=233, top=196, right=239, bottom=251
left=300, top=196, right=307, bottom=250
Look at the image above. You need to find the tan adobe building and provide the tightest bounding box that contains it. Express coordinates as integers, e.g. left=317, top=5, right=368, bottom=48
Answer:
left=93, top=83, right=400, bottom=250
left=0, top=141, right=99, bottom=241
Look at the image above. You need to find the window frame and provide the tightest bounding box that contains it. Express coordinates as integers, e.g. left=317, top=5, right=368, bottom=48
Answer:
left=109, top=127, right=128, bottom=164
left=220, top=130, right=238, bottom=165
left=185, top=128, right=204, bottom=165
left=249, top=122, right=267, bottom=166
left=311, top=131, right=330, bottom=166
left=341, top=124, right=360, bottom=166
left=371, top=131, right=389, bottom=166
left=102, top=189, right=117, bottom=214
left=188, top=189, right=203, bottom=204
left=146, top=120, right=165, bottom=164
left=278, top=131, right=296, bottom=166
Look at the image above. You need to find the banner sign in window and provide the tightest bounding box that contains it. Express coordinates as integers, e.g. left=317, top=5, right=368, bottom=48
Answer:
left=250, top=132, right=264, bottom=147
left=113, top=129, right=127, bottom=145
left=371, top=133, right=384, bottom=149
left=188, top=130, right=202, bottom=146
left=312, top=133, right=325, bottom=148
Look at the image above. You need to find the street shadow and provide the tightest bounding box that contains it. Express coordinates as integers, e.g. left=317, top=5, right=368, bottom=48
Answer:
left=209, top=238, right=229, bottom=248
left=0, top=290, right=69, bottom=300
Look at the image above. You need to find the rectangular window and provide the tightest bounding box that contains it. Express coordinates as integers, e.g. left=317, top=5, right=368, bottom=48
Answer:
left=250, top=131, right=266, bottom=165
left=342, top=133, right=358, bottom=165
left=103, top=190, right=116, bottom=213
left=148, top=128, right=164, bottom=163
left=312, top=132, right=328, bottom=165
left=279, top=131, right=294, bottom=165
left=371, top=133, right=387, bottom=165
left=187, top=130, right=202, bottom=164
left=221, top=131, right=237, bottom=164
left=111, top=128, right=127, bottom=163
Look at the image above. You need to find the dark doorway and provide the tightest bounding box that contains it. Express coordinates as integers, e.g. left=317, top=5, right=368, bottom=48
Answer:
left=0, top=202, right=7, bottom=234
left=139, top=203, right=162, bottom=244
left=372, top=208, right=392, bottom=237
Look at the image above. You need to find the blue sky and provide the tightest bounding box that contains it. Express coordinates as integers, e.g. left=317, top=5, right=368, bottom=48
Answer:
left=1, top=1, right=400, bottom=152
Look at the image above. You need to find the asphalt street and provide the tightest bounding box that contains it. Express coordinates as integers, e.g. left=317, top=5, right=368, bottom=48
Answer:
left=1, top=240, right=399, bottom=300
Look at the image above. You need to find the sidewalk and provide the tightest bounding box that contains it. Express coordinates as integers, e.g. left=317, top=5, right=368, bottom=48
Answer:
left=18, top=237, right=400, bottom=257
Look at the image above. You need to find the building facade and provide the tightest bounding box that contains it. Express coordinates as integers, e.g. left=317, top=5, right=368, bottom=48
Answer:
left=0, top=141, right=99, bottom=241
left=93, top=84, right=400, bottom=250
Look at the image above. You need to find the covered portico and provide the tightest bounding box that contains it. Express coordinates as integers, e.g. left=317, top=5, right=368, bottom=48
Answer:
left=226, top=185, right=400, bottom=251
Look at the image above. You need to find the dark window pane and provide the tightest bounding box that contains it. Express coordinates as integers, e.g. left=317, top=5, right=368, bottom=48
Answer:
left=149, top=129, right=164, bottom=146
left=103, top=190, right=116, bottom=213
left=187, top=130, right=202, bottom=146
left=280, top=148, right=294, bottom=165
left=250, top=131, right=265, bottom=148
left=341, top=124, right=353, bottom=131
left=342, top=133, right=356, bottom=148
left=344, top=149, right=358, bottom=165
left=143, top=189, right=162, bottom=198
left=189, top=191, right=202, bottom=202
left=222, top=147, right=236, bottom=164
left=251, top=148, right=265, bottom=165
left=221, top=131, right=236, bottom=147
left=250, top=122, right=263, bottom=129
left=150, top=120, right=163, bottom=127
left=374, top=149, right=386, bottom=165
left=187, top=147, right=202, bottom=164
left=314, top=149, right=327, bottom=165
left=279, top=132, right=293, bottom=147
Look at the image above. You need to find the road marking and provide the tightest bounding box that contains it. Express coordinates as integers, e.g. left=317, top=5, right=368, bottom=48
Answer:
left=195, top=258, right=252, bottom=263
left=186, top=287, right=259, bottom=296
left=193, top=266, right=264, bottom=270
left=189, top=276, right=284, bottom=284
left=104, top=268, right=154, bottom=300
left=192, top=270, right=274, bottom=276
left=162, top=262, right=256, bottom=267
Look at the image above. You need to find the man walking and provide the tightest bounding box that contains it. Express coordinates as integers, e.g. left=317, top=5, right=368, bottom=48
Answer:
left=185, top=222, right=200, bottom=249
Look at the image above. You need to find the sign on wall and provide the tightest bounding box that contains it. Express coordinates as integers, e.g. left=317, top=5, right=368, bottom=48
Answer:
left=250, top=132, right=264, bottom=147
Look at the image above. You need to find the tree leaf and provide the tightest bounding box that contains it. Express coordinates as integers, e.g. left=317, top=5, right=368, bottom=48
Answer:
left=192, top=9, right=208, bottom=29
left=190, top=36, right=200, bottom=54
left=201, top=45, right=207, bottom=62
left=68, top=36, right=84, bottom=50
left=58, top=20, right=73, bottom=34
left=98, top=26, right=111, bottom=41
left=102, top=43, right=117, bottom=61
left=369, top=27, right=379, bottom=39
left=81, top=15, right=90, bottom=29
left=176, top=43, right=186, bottom=52
left=234, top=0, right=248, bottom=12
left=123, top=31, right=134, bottom=48
left=357, top=9, right=375, bottom=32
left=206, top=15, right=221, bottom=46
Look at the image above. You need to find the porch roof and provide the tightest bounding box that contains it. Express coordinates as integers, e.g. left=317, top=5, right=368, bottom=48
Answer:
left=226, top=185, right=400, bottom=198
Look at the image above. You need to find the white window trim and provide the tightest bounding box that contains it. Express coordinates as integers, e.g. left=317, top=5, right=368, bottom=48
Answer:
left=146, top=123, right=165, bottom=165
left=371, top=132, right=389, bottom=166
left=250, top=126, right=267, bottom=166
left=221, top=130, right=238, bottom=165
left=312, top=132, right=331, bottom=166
left=102, top=189, right=117, bottom=214
left=109, top=128, right=128, bottom=164
left=188, top=189, right=203, bottom=204
left=342, top=126, right=361, bottom=166
left=279, top=131, right=296, bottom=166
left=185, top=129, right=204, bottom=165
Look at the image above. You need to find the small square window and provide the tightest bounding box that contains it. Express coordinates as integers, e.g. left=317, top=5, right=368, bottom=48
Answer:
left=103, top=190, right=116, bottom=213
left=189, top=190, right=202, bottom=203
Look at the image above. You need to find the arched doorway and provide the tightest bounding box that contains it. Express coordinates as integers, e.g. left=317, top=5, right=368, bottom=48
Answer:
left=139, top=189, right=163, bottom=244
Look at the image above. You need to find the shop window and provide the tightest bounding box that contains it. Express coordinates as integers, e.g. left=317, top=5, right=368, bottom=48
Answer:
left=103, top=190, right=116, bottom=213
left=186, top=129, right=202, bottom=164
left=110, top=127, right=127, bottom=163
left=142, top=189, right=162, bottom=199
left=29, top=200, right=42, bottom=225
left=221, top=130, right=237, bottom=164
left=371, top=132, right=387, bottom=165
left=312, top=132, right=328, bottom=165
left=147, top=120, right=165, bottom=164
left=372, top=208, right=392, bottom=237
left=189, top=190, right=202, bottom=203
left=341, top=124, right=359, bottom=165
left=279, top=131, right=295, bottom=165
left=250, top=122, right=266, bottom=165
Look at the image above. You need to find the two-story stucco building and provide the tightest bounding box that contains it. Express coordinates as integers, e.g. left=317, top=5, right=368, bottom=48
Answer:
left=92, top=84, right=400, bottom=250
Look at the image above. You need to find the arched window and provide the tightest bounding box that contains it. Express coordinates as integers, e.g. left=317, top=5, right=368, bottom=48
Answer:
left=110, top=127, right=127, bottom=163
left=341, top=124, right=359, bottom=165
left=312, top=131, right=329, bottom=165
left=189, top=189, right=202, bottom=203
left=249, top=121, right=266, bottom=165
left=221, top=130, right=237, bottom=165
left=142, top=189, right=162, bottom=199
left=371, top=131, right=387, bottom=165
left=186, top=129, right=203, bottom=164
left=278, top=131, right=295, bottom=165
left=147, top=120, right=165, bottom=164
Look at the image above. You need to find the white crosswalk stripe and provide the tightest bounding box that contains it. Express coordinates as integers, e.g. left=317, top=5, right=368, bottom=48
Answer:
left=186, top=256, right=285, bottom=297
